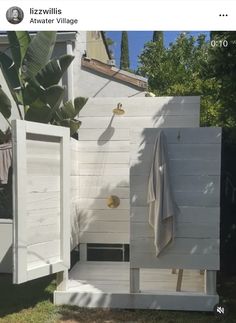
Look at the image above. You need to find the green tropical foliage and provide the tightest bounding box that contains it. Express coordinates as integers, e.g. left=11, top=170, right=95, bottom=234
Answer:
left=0, top=86, right=12, bottom=119
left=0, top=31, right=87, bottom=137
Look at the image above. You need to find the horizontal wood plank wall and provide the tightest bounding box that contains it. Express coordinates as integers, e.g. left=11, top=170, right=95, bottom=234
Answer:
left=24, top=137, right=79, bottom=267
left=78, top=97, right=200, bottom=244
left=26, top=139, right=61, bottom=268
left=130, top=127, right=221, bottom=270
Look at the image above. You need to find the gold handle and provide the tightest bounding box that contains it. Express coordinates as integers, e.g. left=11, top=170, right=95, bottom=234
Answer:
left=113, top=103, right=125, bottom=115
left=107, top=195, right=120, bottom=208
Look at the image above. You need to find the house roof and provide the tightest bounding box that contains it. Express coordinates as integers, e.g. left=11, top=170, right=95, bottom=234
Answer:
left=81, top=57, right=148, bottom=90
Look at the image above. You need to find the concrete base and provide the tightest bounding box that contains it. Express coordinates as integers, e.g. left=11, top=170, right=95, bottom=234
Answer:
left=54, top=290, right=219, bottom=311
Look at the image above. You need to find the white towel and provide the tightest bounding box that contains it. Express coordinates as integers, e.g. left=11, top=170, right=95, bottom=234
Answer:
left=147, top=130, right=177, bottom=256
left=0, top=142, right=12, bottom=185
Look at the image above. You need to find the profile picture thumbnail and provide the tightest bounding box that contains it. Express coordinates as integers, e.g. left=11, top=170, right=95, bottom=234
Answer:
left=6, top=7, right=24, bottom=24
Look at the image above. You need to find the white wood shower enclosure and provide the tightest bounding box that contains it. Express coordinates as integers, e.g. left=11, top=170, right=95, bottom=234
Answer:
left=1, top=96, right=221, bottom=311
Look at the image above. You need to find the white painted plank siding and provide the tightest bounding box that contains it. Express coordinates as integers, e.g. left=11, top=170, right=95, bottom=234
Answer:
left=77, top=187, right=130, bottom=199
left=79, top=116, right=199, bottom=129
left=79, top=129, right=130, bottom=141
left=70, top=139, right=80, bottom=249
left=78, top=97, right=200, bottom=244
left=131, top=127, right=222, bottom=144
left=79, top=97, right=200, bottom=117
left=130, top=127, right=221, bottom=270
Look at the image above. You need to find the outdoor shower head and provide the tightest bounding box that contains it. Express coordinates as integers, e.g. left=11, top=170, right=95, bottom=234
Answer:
left=113, top=103, right=125, bottom=115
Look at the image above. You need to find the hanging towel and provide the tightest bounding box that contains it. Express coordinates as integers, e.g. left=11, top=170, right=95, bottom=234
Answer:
left=147, top=130, right=177, bottom=256
left=0, top=142, right=12, bottom=185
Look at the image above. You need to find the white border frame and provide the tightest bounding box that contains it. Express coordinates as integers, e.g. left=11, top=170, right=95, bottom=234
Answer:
left=12, top=120, right=70, bottom=284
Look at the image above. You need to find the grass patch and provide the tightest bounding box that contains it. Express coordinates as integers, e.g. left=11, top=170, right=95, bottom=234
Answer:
left=0, top=274, right=58, bottom=322
left=0, top=301, right=57, bottom=323
left=0, top=273, right=235, bottom=322
left=57, top=307, right=215, bottom=323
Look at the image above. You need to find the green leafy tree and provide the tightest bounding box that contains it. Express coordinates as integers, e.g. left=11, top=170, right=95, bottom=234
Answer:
left=0, top=31, right=87, bottom=137
left=152, top=31, right=164, bottom=47
left=208, top=32, right=236, bottom=128
left=120, top=31, right=130, bottom=70
left=138, top=32, right=221, bottom=127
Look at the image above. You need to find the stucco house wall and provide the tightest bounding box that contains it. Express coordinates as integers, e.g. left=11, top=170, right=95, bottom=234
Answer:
left=86, top=31, right=110, bottom=64
left=75, top=66, right=147, bottom=98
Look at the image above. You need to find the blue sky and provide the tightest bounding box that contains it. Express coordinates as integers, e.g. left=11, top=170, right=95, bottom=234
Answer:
left=106, top=31, right=209, bottom=71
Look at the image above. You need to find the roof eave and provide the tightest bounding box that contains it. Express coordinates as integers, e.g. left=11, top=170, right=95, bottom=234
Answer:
left=81, top=57, right=148, bottom=90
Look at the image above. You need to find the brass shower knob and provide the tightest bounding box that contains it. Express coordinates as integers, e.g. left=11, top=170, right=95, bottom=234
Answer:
left=107, top=195, right=120, bottom=208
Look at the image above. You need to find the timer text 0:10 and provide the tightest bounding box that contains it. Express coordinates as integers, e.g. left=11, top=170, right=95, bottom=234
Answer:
left=211, top=40, right=229, bottom=47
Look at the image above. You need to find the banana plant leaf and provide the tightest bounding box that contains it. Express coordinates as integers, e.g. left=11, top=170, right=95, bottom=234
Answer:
left=0, top=52, right=22, bottom=104
left=29, top=97, right=50, bottom=110
left=74, top=97, right=88, bottom=114
left=58, top=97, right=88, bottom=120
left=0, top=87, right=11, bottom=119
left=57, top=119, right=82, bottom=136
left=22, top=31, right=57, bottom=80
left=36, top=55, right=74, bottom=88
left=60, top=100, right=77, bottom=119
left=41, top=85, right=65, bottom=111
left=25, top=84, right=64, bottom=120
left=7, top=31, right=31, bottom=69
left=22, top=79, right=44, bottom=105
left=25, top=105, right=52, bottom=123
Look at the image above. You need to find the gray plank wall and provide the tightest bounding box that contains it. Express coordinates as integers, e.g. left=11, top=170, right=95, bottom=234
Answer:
left=78, top=97, right=200, bottom=244
left=130, top=128, right=221, bottom=270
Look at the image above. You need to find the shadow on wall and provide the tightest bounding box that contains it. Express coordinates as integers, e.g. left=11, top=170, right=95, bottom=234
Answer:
left=130, top=116, right=220, bottom=268
left=0, top=246, right=12, bottom=274
left=97, top=114, right=115, bottom=145
left=71, top=199, right=80, bottom=252
left=152, top=97, right=188, bottom=126
left=76, top=96, right=214, bottom=266
left=78, top=182, right=130, bottom=247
